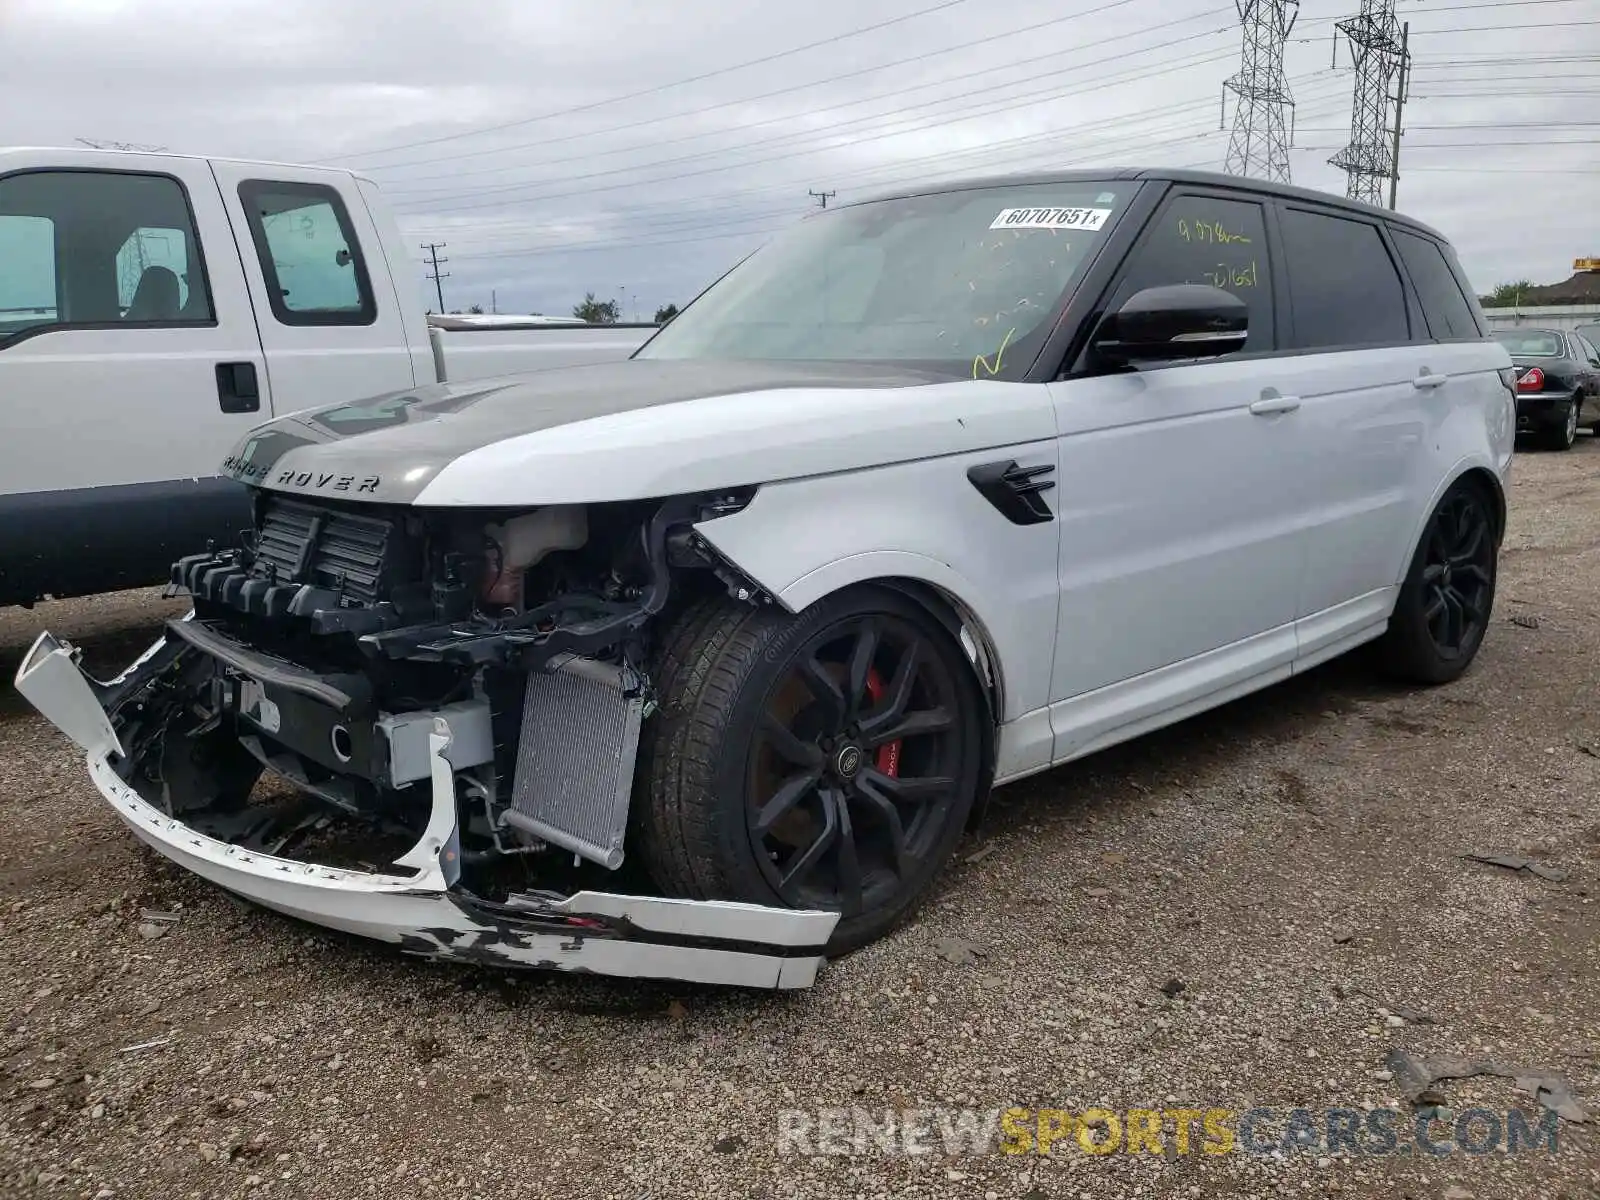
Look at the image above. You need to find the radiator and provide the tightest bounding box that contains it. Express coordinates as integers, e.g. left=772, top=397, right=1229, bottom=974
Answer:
left=506, top=655, right=643, bottom=869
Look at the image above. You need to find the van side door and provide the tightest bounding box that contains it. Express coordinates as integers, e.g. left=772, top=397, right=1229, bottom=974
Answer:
left=207, top=162, right=420, bottom=412
left=0, top=151, right=271, bottom=605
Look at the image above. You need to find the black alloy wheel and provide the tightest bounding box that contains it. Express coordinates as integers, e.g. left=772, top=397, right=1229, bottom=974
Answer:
left=634, top=586, right=986, bottom=954
left=1419, top=488, right=1495, bottom=659
left=1375, top=477, right=1498, bottom=685
left=746, top=613, right=967, bottom=920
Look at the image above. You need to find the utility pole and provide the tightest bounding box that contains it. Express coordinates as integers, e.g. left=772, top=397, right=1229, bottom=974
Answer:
left=1387, top=21, right=1411, bottom=210
left=491, top=289, right=497, bottom=314
left=421, top=243, right=449, bottom=313
left=809, top=189, right=836, bottom=209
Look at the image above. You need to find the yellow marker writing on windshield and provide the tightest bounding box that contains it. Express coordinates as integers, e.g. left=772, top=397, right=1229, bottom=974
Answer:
left=973, top=327, right=1017, bottom=379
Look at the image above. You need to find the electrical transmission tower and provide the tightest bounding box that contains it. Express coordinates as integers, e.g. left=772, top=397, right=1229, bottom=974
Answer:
left=809, top=189, right=836, bottom=209
left=1222, top=0, right=1299, bottom=184
left=1329, top=0, right=1408, bottom=206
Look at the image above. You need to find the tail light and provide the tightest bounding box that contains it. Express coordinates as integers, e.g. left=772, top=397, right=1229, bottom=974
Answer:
left=1517, top=367, right=1545, bottom=392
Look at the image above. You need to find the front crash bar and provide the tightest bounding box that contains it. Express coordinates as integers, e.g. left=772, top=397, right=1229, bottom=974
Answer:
left=14, top=630, right=839, bottom=989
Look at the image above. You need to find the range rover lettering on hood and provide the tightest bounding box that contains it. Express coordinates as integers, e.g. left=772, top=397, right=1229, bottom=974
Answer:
left=220, top=359, right=954, bottom=505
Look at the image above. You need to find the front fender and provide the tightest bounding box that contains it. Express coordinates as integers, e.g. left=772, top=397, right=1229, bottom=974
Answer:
left=693, top=446, right=1062, bottom=724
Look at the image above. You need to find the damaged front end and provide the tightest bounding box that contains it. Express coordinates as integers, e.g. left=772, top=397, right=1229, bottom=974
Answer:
left=14, top=487, right=836, bottom=988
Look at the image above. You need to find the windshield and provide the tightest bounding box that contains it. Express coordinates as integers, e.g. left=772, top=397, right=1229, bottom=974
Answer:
left=637, top=182, right=1133, bottom=380
left=1493, top=329, right=1564, bottom=357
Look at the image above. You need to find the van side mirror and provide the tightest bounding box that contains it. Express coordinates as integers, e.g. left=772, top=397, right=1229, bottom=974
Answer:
left=1092, top=284, right=1248, bottom=365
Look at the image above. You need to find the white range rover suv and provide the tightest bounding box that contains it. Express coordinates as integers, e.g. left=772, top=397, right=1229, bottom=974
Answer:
left=17, top=168, right=1515, bottom=988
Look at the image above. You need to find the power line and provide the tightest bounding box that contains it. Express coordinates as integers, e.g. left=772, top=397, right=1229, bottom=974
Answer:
left=408, top=78, right=1356, bottom=250
left=421, top=242, right=449, bottom=311
left=383, top=11, right=1236, bottom=190
left=388, top=25, right=1236, bottom=205
left=391, top=32, right=1248, bottom=215
left=329, top=0, right=979, bottom=163
left=442, top=97, right=1361, bottom=263
left=358, top=0, right=1146, bottom=174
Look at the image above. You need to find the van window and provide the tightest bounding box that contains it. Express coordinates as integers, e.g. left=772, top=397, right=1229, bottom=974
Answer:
left=1104, top=194, right=1274, bottom=354
left=1279, top=208, right=1409, bottom=349
left=238, top=180, right=376, bottom=326
left=0, top=171, right=213, bottom=347
left=1392, top=230, right=1478, bottom=341
left=117, top=227, right=201, bottom=315
left=0, top=215, right=57, bottom=334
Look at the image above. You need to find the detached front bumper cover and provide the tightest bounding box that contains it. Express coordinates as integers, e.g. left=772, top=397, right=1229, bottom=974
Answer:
left=14, top=629, right=837, bottom=989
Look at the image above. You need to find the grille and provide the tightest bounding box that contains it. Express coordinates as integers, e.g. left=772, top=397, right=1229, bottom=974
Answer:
left=507, top=656, right=643, bottom=869
left=253, top=497, right=394, bottom=607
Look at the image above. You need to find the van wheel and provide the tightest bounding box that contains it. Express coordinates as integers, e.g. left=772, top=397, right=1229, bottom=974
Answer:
left=634, top=587, right=986, bottom=955
left=1376, top=479, right=1497, bottom=684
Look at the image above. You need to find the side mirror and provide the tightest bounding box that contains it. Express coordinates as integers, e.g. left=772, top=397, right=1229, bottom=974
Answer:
left=1092, top=284, right=1249, bottom=365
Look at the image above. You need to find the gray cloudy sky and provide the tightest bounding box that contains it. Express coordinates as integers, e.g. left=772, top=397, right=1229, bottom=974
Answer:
left=4, top=0, right=1596, bottom=317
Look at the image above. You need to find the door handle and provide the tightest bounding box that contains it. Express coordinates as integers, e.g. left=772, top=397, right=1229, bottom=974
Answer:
left=1413, top=370, right=1449, bottom=390
left=216, top=362, right=260, bottom=414
left=1249, top=394, right=1301, bottom=416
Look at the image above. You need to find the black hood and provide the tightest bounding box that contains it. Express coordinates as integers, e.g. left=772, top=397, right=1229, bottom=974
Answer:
left=221, top=358, right=951, bottom=504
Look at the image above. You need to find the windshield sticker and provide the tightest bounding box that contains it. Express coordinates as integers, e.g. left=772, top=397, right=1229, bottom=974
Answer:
left=990, top=206, right=1111, bottom=231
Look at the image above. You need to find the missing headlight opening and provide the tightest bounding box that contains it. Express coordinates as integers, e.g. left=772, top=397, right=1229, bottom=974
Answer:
left=14, top=484, right=833, bottom=989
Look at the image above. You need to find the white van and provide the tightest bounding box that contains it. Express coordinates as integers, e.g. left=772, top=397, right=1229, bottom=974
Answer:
left=0, top=146, right=655, bottom=606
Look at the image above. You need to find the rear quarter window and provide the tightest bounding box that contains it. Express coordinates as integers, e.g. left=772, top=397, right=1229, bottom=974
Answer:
left=1392, top=229, right=1480, bottom=341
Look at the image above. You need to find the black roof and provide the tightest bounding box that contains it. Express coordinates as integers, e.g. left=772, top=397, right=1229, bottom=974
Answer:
left=850, top=167, right=1452, bottom=245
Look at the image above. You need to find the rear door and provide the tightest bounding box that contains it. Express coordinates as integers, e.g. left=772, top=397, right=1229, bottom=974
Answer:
left=1264, top=202, right=1427, bottom=662
left=0, top=150, right=271, bottom=603
left=206, top=161, right=420, bottom=412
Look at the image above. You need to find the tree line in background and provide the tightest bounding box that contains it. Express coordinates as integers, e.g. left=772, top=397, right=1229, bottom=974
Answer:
left=427, top=295, right=682, bottom=322
left=572, top=292, right=678, bottom=324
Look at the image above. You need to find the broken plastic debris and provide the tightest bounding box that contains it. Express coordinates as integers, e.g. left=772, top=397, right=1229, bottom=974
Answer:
left=1385, top=1048, right=1589, bottom=1123
left=1463, top=853, right=1568, bottom=883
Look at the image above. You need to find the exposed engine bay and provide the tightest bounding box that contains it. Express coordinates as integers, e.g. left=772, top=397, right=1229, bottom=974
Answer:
left=15, top=485, right=837, bottom=987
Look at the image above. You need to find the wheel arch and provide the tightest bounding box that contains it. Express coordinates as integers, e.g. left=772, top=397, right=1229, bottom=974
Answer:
left=1397, top=460, right=1507, bottom=587
left=754, top=558, right=1009, bottom=830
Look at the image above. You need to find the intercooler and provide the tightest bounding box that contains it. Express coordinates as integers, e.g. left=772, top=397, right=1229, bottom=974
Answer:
left=505, top=655, right=643, bottom=870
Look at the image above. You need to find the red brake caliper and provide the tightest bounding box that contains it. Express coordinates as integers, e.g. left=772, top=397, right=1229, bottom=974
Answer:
left=864, top=668, right=902, bottom=779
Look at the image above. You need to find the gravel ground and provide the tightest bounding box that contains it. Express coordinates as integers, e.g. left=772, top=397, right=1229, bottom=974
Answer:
left=3, top=443, right=1600, bottom=1200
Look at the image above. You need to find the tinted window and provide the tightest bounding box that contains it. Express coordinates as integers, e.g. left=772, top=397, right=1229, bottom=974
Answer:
left=1393, top=229, right=1478, bottom=340
left=1575, top=332, right=1600, bottom=365
left=0, top=171, right=212, bottom=346
left=1105, top=194, right=1273, bottom=354
left=239, top=180, right=375, bottom=326
left=1280, top=208, right=1408, bottom=349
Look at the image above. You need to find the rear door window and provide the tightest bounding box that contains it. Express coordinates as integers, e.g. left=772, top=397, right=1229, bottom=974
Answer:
left=1279, top=207, right=1409, bottom=349
left=1392, top=229, right=1479, bottom=341
left=238, top=180, right=376, bottom=326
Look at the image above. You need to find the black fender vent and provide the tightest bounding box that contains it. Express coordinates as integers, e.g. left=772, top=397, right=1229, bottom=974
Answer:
left=967, top=460, right=1056, bottom=526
